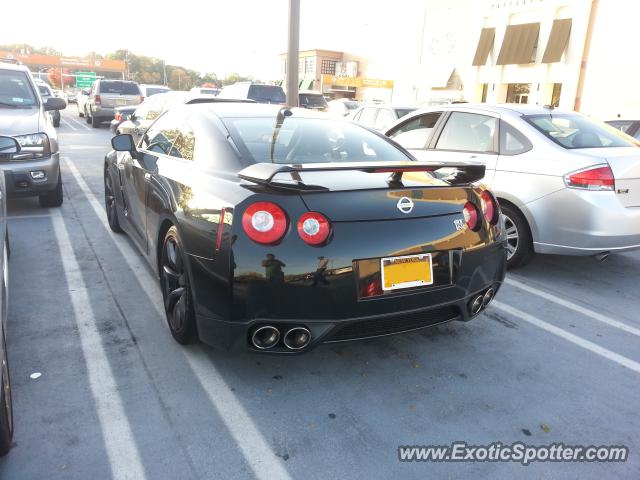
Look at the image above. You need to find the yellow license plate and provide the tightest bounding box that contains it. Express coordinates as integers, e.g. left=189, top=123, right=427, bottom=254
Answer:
left=381, top=253, right=433, bottom=291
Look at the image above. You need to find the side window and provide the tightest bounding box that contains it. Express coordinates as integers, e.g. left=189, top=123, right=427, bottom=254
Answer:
left=358, top=107, right=378, bottom=127
left=389, top=112, right=442, bottom=150
left=140, top=113, right=181, bottom=156
left=374, top=109, right=395, bottom=131
left=171, top=122, right=196, bottom=161
left=499, top=120, right=532, bottom=155
left=436, top=112, right=498, bottom=153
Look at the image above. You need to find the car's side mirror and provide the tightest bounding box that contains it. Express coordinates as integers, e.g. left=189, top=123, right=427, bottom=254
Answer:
left=0, top=136, right=21, bottom=154
left=45, top=97, right=66, bottom=111
left=111, top=134, right=136, bottom=153
left=81, top=89, right=90, bottom=95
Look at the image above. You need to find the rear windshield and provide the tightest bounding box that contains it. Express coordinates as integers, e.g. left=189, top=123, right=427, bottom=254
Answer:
left=0, top=70, right=38, bottom=107
left=99, top=81, right=141, bottom=95
left=300, top=94, right=328, bottom=108
left=524, top=113, right=637, bottom=149
left=247, top=85, right=286, bottom=104
left=223, top=116, right=410, bottom=164
left=394, top=108, right=416, bottom=119
left=145, top=87, right=170, bottom=96
left=199, top=89, right=218, bottom=95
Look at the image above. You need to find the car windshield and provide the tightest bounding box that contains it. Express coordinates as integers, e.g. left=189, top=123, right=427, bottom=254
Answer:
left=248, top=85, right=286, bottom=104
left=524, top=113, right=637, bottom=149
left=199, top=89, right=218, bottom=95
left=300, top=94, right=328, bottom=108
left=99, top=81, right=140, bottom=95
left=0, top=70, right=37, bottom=107
left=224, top=116, right=411, bottom=164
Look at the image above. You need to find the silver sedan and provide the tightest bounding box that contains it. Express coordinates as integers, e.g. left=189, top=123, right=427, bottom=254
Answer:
left=385, top=104, right=640, bottom=268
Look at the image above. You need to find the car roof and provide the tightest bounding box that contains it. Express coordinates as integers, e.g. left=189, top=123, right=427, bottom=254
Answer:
left=410, top=103, right=576, bottom=117
left=0, top=61, right=31, bottom=72
left=186, top=102, right=331, bottom=119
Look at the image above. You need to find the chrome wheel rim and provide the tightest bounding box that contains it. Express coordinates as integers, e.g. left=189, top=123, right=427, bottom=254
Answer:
left=504, top=214, right=519, bottom=261
left=161, top=236, right=187, bottom=333
left=104, top=175, right=117, bottom=226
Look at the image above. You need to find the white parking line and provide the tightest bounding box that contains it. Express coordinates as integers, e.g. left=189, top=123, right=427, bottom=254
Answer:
left=8, top=214, right=52, bottom=220
left=51, top=208, right=146, bottom=480
left=63, top=157, right=293, bottom=480
left=493, top=301, right=640, bottom=374
left=67, top=115, right=91, bottom=130
left=505, top=277, right=640, bottom=337
left=60, top=118, right=77, bottom=131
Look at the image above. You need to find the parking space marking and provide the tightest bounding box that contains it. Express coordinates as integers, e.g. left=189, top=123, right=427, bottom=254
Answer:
left=505, top=277, right=640, bottom=337
left=7, top=214, right=52, bottom=220
left=66, top=116, right=91, bottom=131
left=60, top=118, right=77, bottom=131
left=493, top=301, right=640, bottom=374
left=51, top=208, right=146, bottom=480
left=64, top=157, right=293, bottom=480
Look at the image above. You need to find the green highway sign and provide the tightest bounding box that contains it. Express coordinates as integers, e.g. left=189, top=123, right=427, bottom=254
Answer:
left=75, top=71, right=97, bottom=88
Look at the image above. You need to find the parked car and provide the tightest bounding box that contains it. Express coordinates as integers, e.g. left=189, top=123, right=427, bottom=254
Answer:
left=386, top=104, right=640, bottom=268
left=115, top=91, right=190, bottom=142
left=77, top=87, right=90, bottom=117
left=327, top=99, right=359, bottom=117
left=65, top=88, right=77, bottom=104
left=0, top=61, right=65, bottom=206
left=350, top=104, right=416, bottom=131
left=110, top=106, right=136, bottom=134
left=298, top=91, right=328, bottom=111
left=0, top=140, right=10, bottom=456
left=190, top=87, right=219, bottom=96
left=34, top=80, right=62, bottom=127
left=606, top=119, right=640, bottom=140
left=104, top=103, right=506, bottom=352
left=217, top=82, right=285, bottom=104
left=86, top=79, right=142, bottom=128
left=139, top=84, right=171, bottom=98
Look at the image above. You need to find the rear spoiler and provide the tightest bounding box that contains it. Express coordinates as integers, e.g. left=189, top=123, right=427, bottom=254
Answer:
left=185, top=98, right=256, bottom=105
left=238, top=161, right=485, bottom=191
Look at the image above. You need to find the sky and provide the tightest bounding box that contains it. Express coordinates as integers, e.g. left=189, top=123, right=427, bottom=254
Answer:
left=1, top=0, right=432, bottom=80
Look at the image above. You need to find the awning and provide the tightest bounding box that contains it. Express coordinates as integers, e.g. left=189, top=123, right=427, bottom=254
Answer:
left=542, top=18, right=572, bottom=63
left=496, top=22, right=540, bottom=65
left=472, top=27, right=496, bottom=66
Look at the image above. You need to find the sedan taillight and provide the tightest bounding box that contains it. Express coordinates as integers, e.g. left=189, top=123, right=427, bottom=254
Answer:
left=94, top=94, right=101, bottom=105
left=480, top=190, right=499, bottom=225
left=564, top=165, right=615, bottom=191
left=297, top=212, right=331, bottom=246
left=463, top=202, right=480, bottom=231
left=242, top=202, right=288, bottom=244
left=114, top=112, right=122, bottom=121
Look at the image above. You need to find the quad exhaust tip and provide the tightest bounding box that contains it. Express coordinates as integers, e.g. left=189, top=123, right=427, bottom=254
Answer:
left=470, top=295, right=484, bottom=316
left=469, top=286, right=496, bottom=317
left=251, top=325, right=280, bottom=350
left=482, top=287, right=495, bottom=307
left=284, top=327, right=311, bottom=350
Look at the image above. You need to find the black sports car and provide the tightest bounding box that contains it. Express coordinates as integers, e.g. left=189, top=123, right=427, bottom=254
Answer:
left=104, top=103, right=507, bottom=353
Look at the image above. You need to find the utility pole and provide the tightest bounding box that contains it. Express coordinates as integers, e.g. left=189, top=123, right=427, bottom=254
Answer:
left=286, top=0, right=300, bottom=107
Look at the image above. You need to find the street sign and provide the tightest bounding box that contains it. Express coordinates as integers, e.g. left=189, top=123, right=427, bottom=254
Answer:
left=75, top=71, right=96, bottom=88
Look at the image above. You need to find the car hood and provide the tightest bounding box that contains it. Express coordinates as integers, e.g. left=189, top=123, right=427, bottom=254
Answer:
left=0, top=107, right=41, bottom=135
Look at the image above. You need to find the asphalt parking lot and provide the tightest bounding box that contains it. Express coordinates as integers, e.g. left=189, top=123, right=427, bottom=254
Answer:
left=0, top=107, right=639, bottom=479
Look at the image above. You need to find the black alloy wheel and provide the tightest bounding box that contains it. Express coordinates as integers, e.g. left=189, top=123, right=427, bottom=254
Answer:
left=160, top=227, right=197, bottom=344
left=104, top=171, right=123, bottom=233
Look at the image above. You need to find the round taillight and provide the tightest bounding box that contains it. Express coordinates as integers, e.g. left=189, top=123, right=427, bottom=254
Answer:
left=463, top=202, right=480, bottom=231
left=297, top=212, right=331, bottom=246
left=242, top=202, right=288, bottom=244
left=480, top=190, right=499, bottom=225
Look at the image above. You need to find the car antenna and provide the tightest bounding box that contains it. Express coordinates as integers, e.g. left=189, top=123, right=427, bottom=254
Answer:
left=269, top=107, right=292, bottom=162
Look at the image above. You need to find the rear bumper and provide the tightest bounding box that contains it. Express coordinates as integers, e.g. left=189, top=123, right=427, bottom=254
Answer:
left=193, top=242, right=507, bottom=353
left=91, top=106, right=115, bottom=120
left=529, top=187, right=640, bottom=255
left=1, top=153, right=60, bottom=197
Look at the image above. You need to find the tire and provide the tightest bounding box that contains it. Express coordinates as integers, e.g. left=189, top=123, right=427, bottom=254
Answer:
left=39, top=172, right=63, bottom=207
left=53, top=116, right=60, bottom=128
left=501, top=203, right=534, bottom=269
left=160, top=226, right=197, bottom=345
left=104, top=169, right=123, bottom=233
left=92, top=115, right=101, bottom=128
left=85, top=108, right=91, bottom=124
left=0, top=332, right=13, bottom=457
left=78, top=104, right=84, bottom=118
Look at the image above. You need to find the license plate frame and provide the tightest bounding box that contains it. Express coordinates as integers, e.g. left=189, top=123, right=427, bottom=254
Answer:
left=380, top=253, right=433, bottom=291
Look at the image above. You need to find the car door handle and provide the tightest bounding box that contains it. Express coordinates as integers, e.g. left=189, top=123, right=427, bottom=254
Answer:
left=117, top=163, right=125, bottom=170
left=144, top=172, right=151, bottom=181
